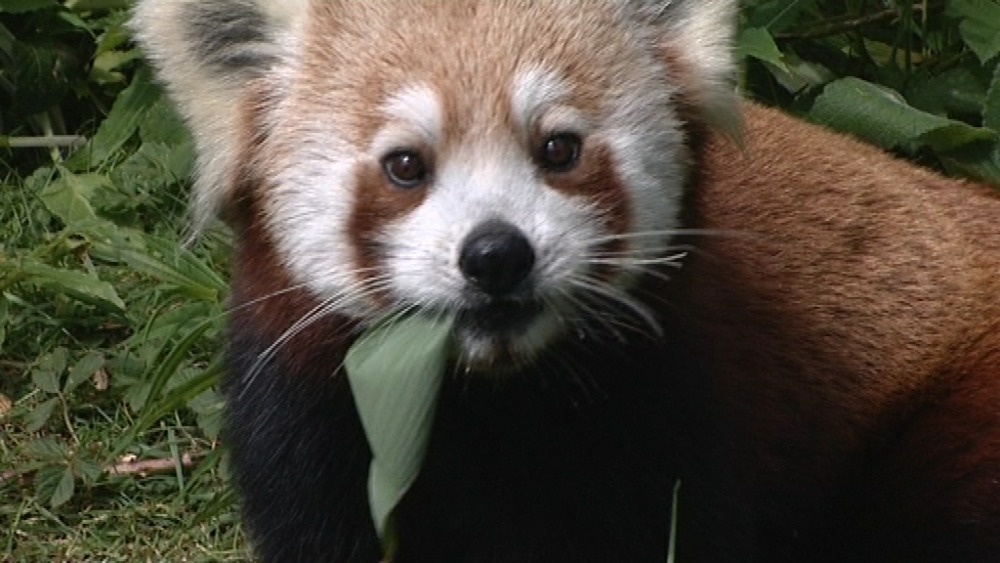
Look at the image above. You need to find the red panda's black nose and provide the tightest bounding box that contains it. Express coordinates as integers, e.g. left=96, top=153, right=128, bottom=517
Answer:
left=459, top=220, right=536, bottom=297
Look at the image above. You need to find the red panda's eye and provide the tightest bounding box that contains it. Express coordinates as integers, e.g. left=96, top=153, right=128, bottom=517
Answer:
left=536, top=133, right=582, bottom=172
left=382, top=151, right=428, bottom=189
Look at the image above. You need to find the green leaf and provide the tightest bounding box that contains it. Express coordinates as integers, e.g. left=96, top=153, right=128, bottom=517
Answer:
left=136, top=318, right=214, bottom=411
left=34, top=464, right=64, bottom=505
left=759, top=51, right=834, bottom=95
left=345, top=313, right=455, bottom=541
left=908, top=67, right=987, bottom=117
left=811, top=77, right=997, bottom=153
left=0, top=0, right=58, bottom=13
left=24, top=397, right=59, bottom=432
left=50, top=466, right=75, bottom=507
left=71, top=456, right=104, bottom=484
left=91, top=11, right=131, bottom=55
left=38, top=168, right=109, bottom=224
left=0, top=22, right=13, bottom=59
left=737, top=27, right=786, bottom=71
left=940, top=141, right=1000, bottom=187
left=985, top=65, right=1000, bottom=133
left=65, top=351, right=104, bottom=393
left=110, top=140, right=194, bottom=202
left=114, top=356, right=223, bottom=455
left=0, top=293, right=8, bottom=350
left=743, top=0, right=818, bottom=33
left=90, top=48, right=141, bottom=85
left=32, top=347, right=68, bottom=394
left=667, top=481, right=681, bottom=563
left=139, top=98, right=191, bottom=146
left=22, top=437, right=68, bottom=461
left=31, top=368, right=61, bottom=394
left=19, top=259, right=126, bottom=311
left=947, top=0, right=1000, bottom=64
left=188, top=389, right=226, bottom=441
left=87, top=230, right=223, bottom=301
left=66, top=67, right=162, bottom=171
left=66, top=0, right=130, bottom=11
left=35, top=464, right=75, bottom=507
left=922, top=125, right=998, bottom=154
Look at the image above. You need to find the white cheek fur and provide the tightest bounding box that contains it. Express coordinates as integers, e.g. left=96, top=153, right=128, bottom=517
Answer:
left=262, top=81, right=448, bottom=320
left=371, top=83, right=442, bottom=155
left=604, top=92, right=688, bottom=276
left=263, top=135, right=379, bottom=318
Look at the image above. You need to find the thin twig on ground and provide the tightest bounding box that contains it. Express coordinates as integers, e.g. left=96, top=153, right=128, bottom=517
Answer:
left=0, top=452, right=207, bottom=487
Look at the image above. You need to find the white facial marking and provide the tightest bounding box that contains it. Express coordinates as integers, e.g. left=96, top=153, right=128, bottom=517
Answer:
left=510, top=67, right=590, bottom=139
left=370, top=83, right=443, bottom=155
left=603, top=83, right=686, bottom=274
left=266, top=136, right=368, bottom=313
left=263, top=82, right=444, bottom=318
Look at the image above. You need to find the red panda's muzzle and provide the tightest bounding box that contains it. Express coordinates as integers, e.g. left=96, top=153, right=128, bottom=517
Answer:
left=458, top=298, right=544, bottom=338
left=453, top=220, right=547, bottom=370
left=458, top=220, right=536, bottom=299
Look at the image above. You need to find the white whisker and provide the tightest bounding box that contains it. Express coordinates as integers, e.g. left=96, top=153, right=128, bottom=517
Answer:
left=584, top=246, right=694, bottom=258
left=549, top=286, right=628, bottom=344
left=583, top=228, right=745, bottom=245
left=585, top=252, right=689, bottom=268
left=238, top=273, right=398, bottom=399
left=224, top=282, right=312, bottom=315
left=566, top=275, right=664, bottom=339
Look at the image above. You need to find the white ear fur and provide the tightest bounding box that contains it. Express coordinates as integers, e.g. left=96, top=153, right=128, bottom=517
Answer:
left=627, top=0, right=742, bottom=135
left=130, top=0, right=308, bottom=230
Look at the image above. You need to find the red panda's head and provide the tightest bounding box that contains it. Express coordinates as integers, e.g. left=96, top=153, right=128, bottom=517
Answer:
left=133, top=0, right=740, bottom=372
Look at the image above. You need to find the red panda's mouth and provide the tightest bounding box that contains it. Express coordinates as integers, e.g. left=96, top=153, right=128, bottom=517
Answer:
left=447, top=297, right=557, bottom=374
left=457, top=299, right=544, bottom=336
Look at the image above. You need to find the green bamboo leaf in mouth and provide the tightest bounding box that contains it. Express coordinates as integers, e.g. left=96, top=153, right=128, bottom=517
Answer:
left=344, top=312, right=456, bottom=552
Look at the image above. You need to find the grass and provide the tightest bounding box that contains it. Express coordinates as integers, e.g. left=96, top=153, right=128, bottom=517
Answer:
left=1, top=26, right=240, bottom=554
left=4, top=487, right=245, bottom=562
left=0, top=160, right=244, bottom=561
left=1, top=1, right=998, bottom=561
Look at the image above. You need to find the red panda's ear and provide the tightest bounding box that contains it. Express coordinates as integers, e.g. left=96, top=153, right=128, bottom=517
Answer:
left=130, top=0, right=309, bottom=231
left=627, top=0, right=742, bottom=137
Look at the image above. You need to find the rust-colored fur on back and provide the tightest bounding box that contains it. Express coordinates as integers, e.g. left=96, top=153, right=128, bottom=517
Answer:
left=667, top=103, right=1000, bottom=560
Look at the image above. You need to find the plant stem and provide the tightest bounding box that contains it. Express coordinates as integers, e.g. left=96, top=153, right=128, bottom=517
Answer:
left=775, top=3, right=938, bottom=41
left=0, top=136, right=86, bottom=149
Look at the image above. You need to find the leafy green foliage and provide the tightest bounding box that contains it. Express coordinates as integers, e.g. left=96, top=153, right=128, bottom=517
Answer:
left=740, top=0, right=1000, bottom=185
left=1, top=1, right=997, bottom=560
left=1, top=1, right=237, bottom=559
left=0, top=0, right=134, bottom=172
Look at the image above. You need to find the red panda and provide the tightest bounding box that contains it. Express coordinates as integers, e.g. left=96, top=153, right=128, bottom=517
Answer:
left=131, top=1, right=1000, bottom=561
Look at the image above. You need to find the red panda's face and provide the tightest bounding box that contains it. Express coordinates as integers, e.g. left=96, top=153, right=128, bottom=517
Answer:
left=257, top=3, right=689, bottom=370
left=133, top=0, right=739, bottom=373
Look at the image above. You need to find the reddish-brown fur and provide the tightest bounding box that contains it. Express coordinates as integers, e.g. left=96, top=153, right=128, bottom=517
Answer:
left=228, top=101, right=1000, bottom=561
left=291, top=2, right=639, bottom=153
left=663, top=102, right=1000, bottom=559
